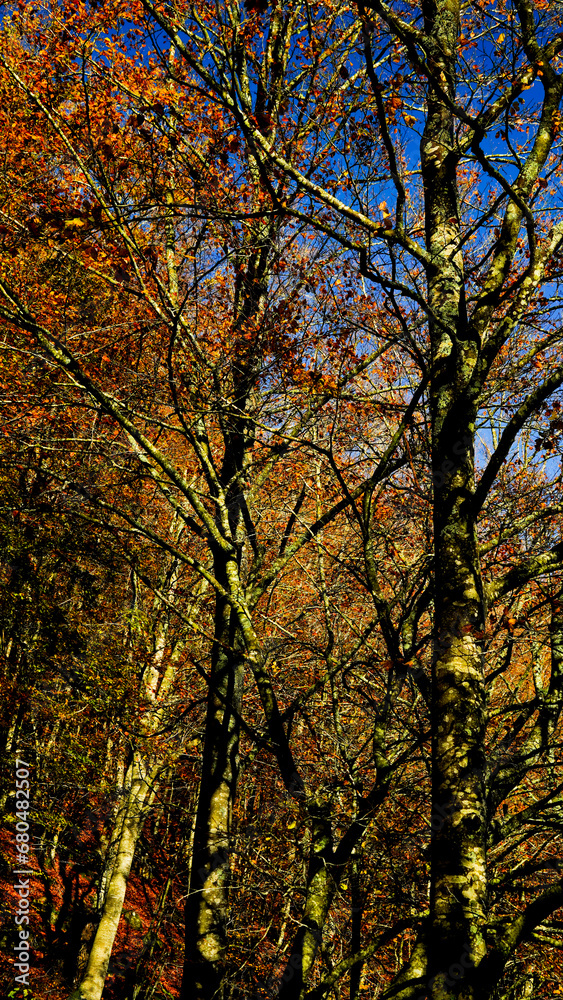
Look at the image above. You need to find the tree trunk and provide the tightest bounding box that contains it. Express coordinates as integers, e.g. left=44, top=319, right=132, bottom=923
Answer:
left=277, top=797, right=335, bottom=1000
left=74, top=754, right=155, bottom=1000
left=74, top=573, right=181, bottom=1000
left=181, top=591, right=245, bottom=1000
left=422, top=0, right=488, bottom=995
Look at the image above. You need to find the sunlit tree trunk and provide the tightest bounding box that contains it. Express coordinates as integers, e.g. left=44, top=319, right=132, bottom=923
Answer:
left=179, top=113, right=275, bottom=986
left=74, top=576, right=181, bottom=1000
left=181, top=602, right=245, bottom=999
left=422, top=0, right=488, bottom=995
left=277, top=797, right=335, bottom=1000
left=74, top=753, right=156, bottom=1000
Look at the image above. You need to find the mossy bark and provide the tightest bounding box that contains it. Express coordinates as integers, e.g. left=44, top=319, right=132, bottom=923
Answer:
left=422, top=0, right=488, bottom=994
left=76, top=754, right=155, bottom=1000
left=277, top=797, right=335, bottom=1000
left=180, top=599, right=245, bottom=1000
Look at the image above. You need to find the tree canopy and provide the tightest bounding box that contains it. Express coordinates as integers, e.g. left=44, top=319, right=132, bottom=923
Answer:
left=1, top=2, right=563, bottom=999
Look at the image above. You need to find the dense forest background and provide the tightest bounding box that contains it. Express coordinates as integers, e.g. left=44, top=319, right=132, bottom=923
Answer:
left=1, top=1, right=563, bottom=998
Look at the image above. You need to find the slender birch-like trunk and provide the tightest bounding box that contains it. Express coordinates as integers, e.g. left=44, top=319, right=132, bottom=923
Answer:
left=74, top=753, right=156, bottom=1000
left=73, top=570, right=182, bottom=1000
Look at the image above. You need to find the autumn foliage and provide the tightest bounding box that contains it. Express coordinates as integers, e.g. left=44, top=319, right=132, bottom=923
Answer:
left=1, top=2, right=563, bottom=1000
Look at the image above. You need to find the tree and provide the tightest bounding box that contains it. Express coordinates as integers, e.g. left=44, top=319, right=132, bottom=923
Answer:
left=2, top=1, right=563, bottom=999
left=0, top=9, right=405, bottom=997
